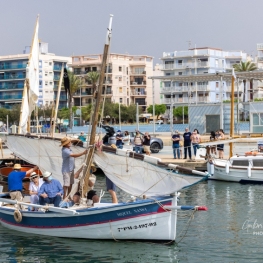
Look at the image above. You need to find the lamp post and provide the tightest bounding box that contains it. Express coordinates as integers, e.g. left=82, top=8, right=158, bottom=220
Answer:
left=152, top=79, right=155, bottom=134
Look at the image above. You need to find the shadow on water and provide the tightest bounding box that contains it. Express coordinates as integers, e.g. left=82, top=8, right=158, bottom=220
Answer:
left=0, top=227, right=180, bottom=263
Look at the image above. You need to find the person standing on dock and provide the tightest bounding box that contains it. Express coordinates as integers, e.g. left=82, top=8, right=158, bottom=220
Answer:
left=171, top=130, right=180, bottom=159
left=216, top=129, right=225, bottom=159
left=183, top=128, right=192, bottom=160
left=191, top=129, right=201, bottom=158
left=143, top=132, right=151, bottom=156
left=60, top=137, right=88, bottom=199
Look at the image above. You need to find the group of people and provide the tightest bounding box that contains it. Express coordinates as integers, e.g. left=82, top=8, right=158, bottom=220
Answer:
left=8, top=136, right=118, bottom=209
left=171, top=128, right=225, bottom=160
left=115, top=130, right=151, bottom=156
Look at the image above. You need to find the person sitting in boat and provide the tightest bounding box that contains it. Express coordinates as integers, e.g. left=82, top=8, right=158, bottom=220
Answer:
left=78, top=132, right=86, bottom=142
left=38, top=171, right=63, bottom=207
left=59, top=192, right=81, bottom=208
left=216, top=129, right=225, bottom=159
left=115, top=130, right=123, bottom=149
left=29, top=172, right=44, bottom=205
left=8, top=164, right=38, bottom=202
left=60, top=137, right=88, bottom=199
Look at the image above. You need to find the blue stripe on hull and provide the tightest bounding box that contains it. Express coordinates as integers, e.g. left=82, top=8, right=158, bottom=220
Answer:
left=0, top=199, right=171, bottom=229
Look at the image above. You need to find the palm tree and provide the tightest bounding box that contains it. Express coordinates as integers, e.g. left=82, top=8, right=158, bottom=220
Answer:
left=85, top=71, right=100, bottom=98
left=66, top=71, right=82, bottom=129
left=233, top=61, right=257, bottom=102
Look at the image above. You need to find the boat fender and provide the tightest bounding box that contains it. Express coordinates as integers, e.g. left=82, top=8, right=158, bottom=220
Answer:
left=14, top=209, right=22, bottom=223
left=225, top=162, right=230, bottom=174
left=207, top=162, right=214, bottom=176
left=247, top=166, right=252, bottom=178
left=144, top=156, right=161, bottom=165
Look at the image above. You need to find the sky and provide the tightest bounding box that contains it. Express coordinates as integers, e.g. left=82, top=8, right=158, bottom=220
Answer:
left=0, top=0, right=262, bottom=64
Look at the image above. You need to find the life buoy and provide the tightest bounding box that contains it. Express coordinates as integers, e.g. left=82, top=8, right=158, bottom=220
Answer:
left=14, top=209, right=22, bottom=223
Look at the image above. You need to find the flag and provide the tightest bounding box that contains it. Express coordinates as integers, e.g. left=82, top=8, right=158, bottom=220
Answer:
left=20, top=16, right=39, bottom=134
left=63, top=68, right=70, bottom=102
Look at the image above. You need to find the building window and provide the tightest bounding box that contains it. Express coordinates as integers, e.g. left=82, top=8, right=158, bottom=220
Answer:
left=119, top=98, right=123, bottom=103
left=134, top=68, right=144, bottom=74
left=178, top=72, right=183, bottom=75
left=49, top=62, right=52, bottom=66
left=50, top=82, right=53, bottom=85
left=119, top=87, right=123, bottom=93
left=39, top=80, right=42, bottom=85
left=215, top=59, right=219, bottom=67
left=216, top=82, right=219, bottom=88
left=216, top=94, right=219, bottom=99
left=45, top=91, right=48, bottom=93
left=178, top=60, right=183, bottom=64
left=119, top=76, right=122, bottom=81
left=119, top=66, right=122, bottom=72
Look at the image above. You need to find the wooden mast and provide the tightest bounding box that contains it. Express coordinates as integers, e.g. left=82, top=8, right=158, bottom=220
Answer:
left=81, top=15, right=113, bottom=197
left=51, top=65, right=64, bottom=137
left=229, top=69, right=235, bottom=157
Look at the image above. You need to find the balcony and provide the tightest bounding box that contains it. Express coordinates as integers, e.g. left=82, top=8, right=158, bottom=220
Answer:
left=0, top=83, right=24, bottom=90
left=0, top=62, right=27, bottom=70
left=54, top=75, right=60, bottom=81
left=131, top=91, right=147, bottom=96
left=53, top=65, right=62, bottom=71
left=54, top=95, right=67, bottom=100
left=161, top=97, right=189, bottom=104
left=130, top=71, right=146, bottom=75
left=130, top=81, right=146, bottom=86
left=0, top=94, right=22, bottom=100
left=0, top=73, right=26, bottom=80
left=161, top=61, right=210, bottom=70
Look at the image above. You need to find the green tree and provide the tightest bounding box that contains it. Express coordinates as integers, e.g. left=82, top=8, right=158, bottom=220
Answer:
left=233, top=61, right=257, bottom=102
left=66, top=71, right=82, bottom=129
left=173, top=106, right=188, bottom=118
left=147, top=104, right=166, bottom=119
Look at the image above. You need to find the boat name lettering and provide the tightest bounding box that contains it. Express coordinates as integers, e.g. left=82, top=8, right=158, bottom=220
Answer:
left=133, top=208, right=147, bottom=213
left=117, top=211, right=132, bottom=217
left=117, top=222, right=157, bottom=232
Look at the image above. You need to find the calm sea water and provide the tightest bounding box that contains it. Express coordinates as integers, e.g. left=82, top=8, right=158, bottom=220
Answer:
left=0, top=174, right=263, bottom=263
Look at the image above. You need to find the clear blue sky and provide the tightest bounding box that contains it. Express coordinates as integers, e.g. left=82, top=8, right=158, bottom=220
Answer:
left=0, top=0, right=262, bottom=63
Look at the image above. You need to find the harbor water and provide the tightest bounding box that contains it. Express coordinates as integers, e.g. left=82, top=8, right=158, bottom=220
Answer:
left=0, top=173, right=263, bottom=263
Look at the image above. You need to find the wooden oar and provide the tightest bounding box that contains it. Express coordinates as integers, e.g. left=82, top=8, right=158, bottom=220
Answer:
left=0, top=198, right=80, bottom=215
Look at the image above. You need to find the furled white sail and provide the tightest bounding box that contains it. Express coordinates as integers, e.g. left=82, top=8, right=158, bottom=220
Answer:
left=94, top=151, right=205, bottom=196
left=5, top=135, right=85, bottom=184
left=20, top=16, right=39, bottom=134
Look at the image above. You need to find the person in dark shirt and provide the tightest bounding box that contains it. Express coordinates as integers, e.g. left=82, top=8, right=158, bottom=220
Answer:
left=115, top=130, right=123, bottom=149
left=143, top=132, right=151, bottom=156
left=171, top=130, right=181, bottom=159
left=183, top=128, right=192, bottom=159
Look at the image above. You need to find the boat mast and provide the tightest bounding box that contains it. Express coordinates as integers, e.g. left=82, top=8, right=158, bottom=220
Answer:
left=229, top=69, right=235, bottom=157
left=82, top=15, right=113, bottom=197
left=51, top=65, right=64, bottom=137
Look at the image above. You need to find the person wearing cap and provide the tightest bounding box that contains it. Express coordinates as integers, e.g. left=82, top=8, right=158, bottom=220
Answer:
left=115, top=130, right=123, bottom=149
left=38, top=171, right=63, bottom=207
left=29, top=172, right=44, bottom=205
left=60, top=137, right=88, bottom=199
left=78, top=132, right=86, bottom=142
left=8, top=164, right=38, bottom=202
left=171, top=130, right=181, bottom=159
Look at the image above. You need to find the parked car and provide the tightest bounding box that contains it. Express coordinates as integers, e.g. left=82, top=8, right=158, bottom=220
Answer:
left=102, top=125, right=163, bottom=153
left=149, top=120, right=163, bottom=125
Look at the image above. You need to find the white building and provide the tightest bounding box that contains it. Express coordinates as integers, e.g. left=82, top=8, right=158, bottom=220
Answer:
left=159, top=47, right=247, bottom=116
left=71, top=53, right=153, bottom=111
left=255, top=43, right=263, bottom=99
left=0, top=42, right=71, bottom=109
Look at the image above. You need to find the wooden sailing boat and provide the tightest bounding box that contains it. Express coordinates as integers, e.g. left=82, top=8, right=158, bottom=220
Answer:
left=0, top=15, right=208, bottom=241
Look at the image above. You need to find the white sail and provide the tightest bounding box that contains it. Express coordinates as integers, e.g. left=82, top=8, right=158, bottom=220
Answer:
left=20, top=16, right=39, bottom=134
left=94, top=151, right=205, bottom=196
left=5, top=135, right=85, bottom=184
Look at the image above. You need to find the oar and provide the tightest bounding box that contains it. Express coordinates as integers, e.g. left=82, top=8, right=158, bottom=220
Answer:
left=163, top=205, right=208, bottom=211
left=0, top=198, right=80, bottom=215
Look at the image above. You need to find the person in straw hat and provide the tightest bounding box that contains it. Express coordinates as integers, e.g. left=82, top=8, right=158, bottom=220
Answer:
left=29, top=172, right=44, bottom=205
left=60, top=137, right=88, bottom=199
left=38, top=171, right=63, bottom=207
left=8, top=163, right=38, bottom=202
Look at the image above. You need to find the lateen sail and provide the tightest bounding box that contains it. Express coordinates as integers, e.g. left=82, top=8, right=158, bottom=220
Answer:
left=20, top=16, right=39, bottom=134
left=94, top=151, right=205, bottom=196
left=5, top=135, right=84, bottom=184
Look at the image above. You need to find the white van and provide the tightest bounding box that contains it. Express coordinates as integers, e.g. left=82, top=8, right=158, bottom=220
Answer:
left=149, top=120, right=163, bottom=125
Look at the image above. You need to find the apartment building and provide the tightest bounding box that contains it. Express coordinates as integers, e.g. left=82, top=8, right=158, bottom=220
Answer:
left=0, top=42, right=71, bottom=109
left=160, top=47, right=247, bottom=112
left=70, top=53, right=153, bottom=110
left=255, top=43, right=263, bottom=99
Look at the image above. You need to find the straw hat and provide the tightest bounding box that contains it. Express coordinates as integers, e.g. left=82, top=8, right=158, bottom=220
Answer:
left=42, top=171, right=52, bottom=178
left=30, top=172, right=38, bottom=180
left=60, top=137, right=71, bottom=147
left=91, top=163, right=97, bottom=172
left=13, top=164, right=21, bottom=170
